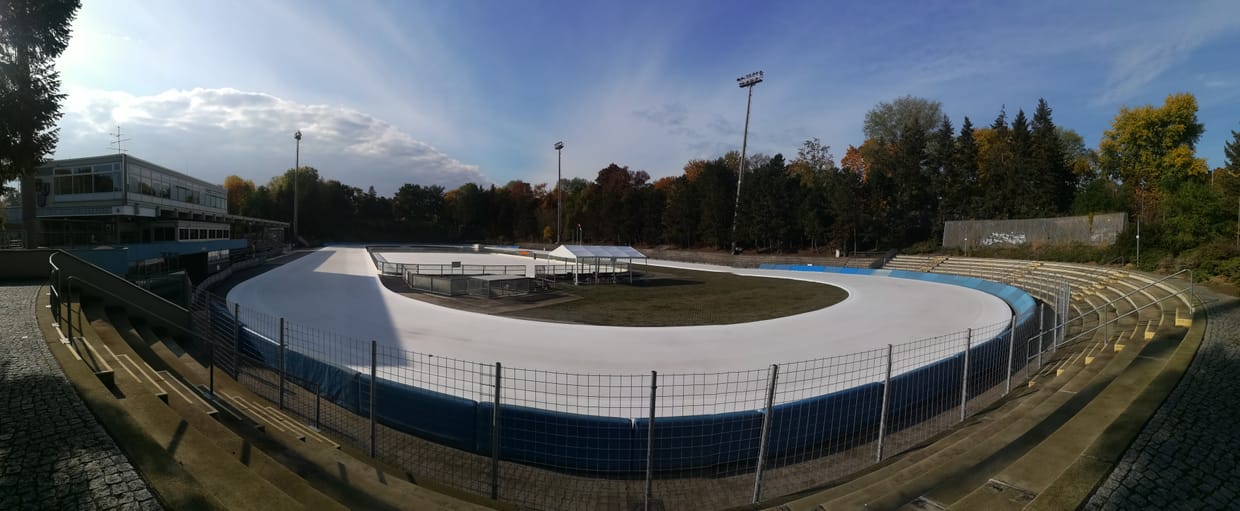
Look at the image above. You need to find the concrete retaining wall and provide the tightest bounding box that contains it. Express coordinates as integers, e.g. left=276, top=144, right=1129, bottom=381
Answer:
left=943, top=212, right=1128, bottom=249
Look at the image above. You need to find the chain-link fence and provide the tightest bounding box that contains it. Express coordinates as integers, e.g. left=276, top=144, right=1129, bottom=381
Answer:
left=187, top=279, right=1065, bottom=511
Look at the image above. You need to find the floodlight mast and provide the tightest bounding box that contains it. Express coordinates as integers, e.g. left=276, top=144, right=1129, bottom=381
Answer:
left=294, top=130, right=302, bottom=245
left=555, top=141, right=564, bottom=245
left=730, top=70, right=763, bottom=255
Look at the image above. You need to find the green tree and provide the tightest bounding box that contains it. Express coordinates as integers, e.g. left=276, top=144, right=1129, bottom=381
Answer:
left=790, top=138, right=835, bottom=250
left=1031, top=98, right=1073, bottom=214
left=1009, top=109, right=1040, bottom=217
left=863, top=96, right=943, bottom=145
left=695, top=159, right=737, bottom=248
left=927, top=115, right=955, bottom=239
left=2, top=0, right=81, bottom=246
left=948, top=116, right=981, bottom=221
left=738, top=154, right=796, bottom=251
left=1099, top=92, right=1208, bottom=220
left=1225, top=128, right=1240, bottom=174
left=977, top=108, right=1014, bottom=218
left=393, top=183, right=447, bottom=239
left=1162, top=178, right=1230, bottom=252
left=1057, top=127, right=1095, bottom=189
left=660, top=176, right=698, bottom=247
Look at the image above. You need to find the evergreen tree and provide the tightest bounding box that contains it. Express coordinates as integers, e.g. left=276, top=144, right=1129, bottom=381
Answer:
left=927, top=115, right=955, bottom=241
left=953, top=117, right=981, bottom=220
left=1009, top=109, right=1039, bottom=217
left=978, top=107, right=1013, bottom=218
left=1031, top=98, right=1073, bottom=214
left=2, top=0, right=81, bottom=246
left=1225, top=129, right=1240, bottom=174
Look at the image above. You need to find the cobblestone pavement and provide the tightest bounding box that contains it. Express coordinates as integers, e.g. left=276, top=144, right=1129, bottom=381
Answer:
left=0, top=284, right=162, bottom=510
left=1086, top=288, right=1240, bottom=510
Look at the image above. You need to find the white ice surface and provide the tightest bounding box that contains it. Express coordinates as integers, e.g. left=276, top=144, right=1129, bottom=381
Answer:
left=227, top=246, right=1012, bottom=415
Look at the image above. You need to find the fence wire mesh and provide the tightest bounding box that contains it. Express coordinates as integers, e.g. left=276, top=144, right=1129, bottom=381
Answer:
left=183, top=271, right=1127, bottom=511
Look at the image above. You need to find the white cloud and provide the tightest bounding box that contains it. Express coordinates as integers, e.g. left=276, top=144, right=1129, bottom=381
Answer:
left=1098, top=1, right=1240, bottom=104
left=55, top=87, right=489, bottom=195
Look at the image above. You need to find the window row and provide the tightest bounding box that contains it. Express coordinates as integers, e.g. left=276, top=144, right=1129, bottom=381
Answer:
left=127, top=163, right=226, bottom=211
left=178, top=227, right=230, bottom=241
left=53, top=172, right=123, bottom=195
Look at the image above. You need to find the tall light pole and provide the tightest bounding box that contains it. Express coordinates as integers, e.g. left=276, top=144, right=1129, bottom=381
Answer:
left=730, top=70, right=763, bottom=255
left=555, top=141, right=564, bottom=245
left=293, top=130, right=302, bottom=244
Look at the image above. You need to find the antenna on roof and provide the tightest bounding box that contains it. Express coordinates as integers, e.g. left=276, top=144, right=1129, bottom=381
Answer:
left=109, top=125, right=131, bottom=154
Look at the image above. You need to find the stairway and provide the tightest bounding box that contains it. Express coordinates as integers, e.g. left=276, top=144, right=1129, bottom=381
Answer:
left=40, top=290, right=494, bottom=511
left=768, top=262, right=1201, bottom=510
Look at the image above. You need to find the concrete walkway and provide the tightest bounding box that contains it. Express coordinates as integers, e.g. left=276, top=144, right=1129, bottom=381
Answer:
left=1086, top=287, right=1240, bottom=510
left=0, top=284, right=161, bottom=510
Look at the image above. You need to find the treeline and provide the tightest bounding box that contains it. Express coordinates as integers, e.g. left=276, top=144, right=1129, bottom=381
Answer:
left=225, top=93, right=1240, bottom=265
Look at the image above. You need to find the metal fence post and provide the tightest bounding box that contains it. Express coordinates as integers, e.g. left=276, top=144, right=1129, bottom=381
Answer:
left=961, top=329, right=972, bottom=423
left=233, top=303, right=241, bottom=376
left=876, top=344, right=893, bottom=463
left=1037, top=305, right=1044, bottom=370
left=208, top=334, right=215, bottom=400
left=74, top=281, right=82, bottom=340
left=279, top=317, right=286, bottom=410
left=752, top=364, right=779, bottom=504
left=1005, top=314, right=1016, bottom=395
left=645, top=370, right=657, bottom=511
left=315, top=382, right=321, bottom=431
left=491, top=362, right=502, bottom=501
left=1103, top=302, right=1109, bottom=347
left=1189, top=270, right=1195, bottom=312
left=370, top=340, right=377, bottom=459
left=65, top=279, right=73, bottom=339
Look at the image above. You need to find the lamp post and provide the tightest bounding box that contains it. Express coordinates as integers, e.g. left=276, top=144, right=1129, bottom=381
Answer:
left=555, top=141, right=564, bottom=245
left=293, top=130, right=302, bottom=244
left=730, top=70, right=763, bottom=255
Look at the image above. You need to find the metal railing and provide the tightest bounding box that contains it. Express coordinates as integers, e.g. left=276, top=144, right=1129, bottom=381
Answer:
left=54, top=246, right=1196, bottom=511
left=188, top=289, right=1052, bottom=510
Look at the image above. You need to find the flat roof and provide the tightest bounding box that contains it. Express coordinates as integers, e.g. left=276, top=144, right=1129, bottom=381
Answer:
left=549, top=245, right=647, bottom=259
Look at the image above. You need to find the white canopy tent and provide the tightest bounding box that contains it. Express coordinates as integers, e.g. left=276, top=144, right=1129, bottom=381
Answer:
left=545, top=245, right=647, bottom=284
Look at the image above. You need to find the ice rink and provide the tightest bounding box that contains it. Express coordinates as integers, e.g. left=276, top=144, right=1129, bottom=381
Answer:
left=228, top=246, right=1012, bottom=376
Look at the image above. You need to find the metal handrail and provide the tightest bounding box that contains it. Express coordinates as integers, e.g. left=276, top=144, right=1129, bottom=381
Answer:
left=66, top=275, right=193, bottom=336
left=1058, top=269, right=1191, bottom=322
left=1056, top=284, right=1189, bottom=348
left=49, top=251, right=187, bottom=313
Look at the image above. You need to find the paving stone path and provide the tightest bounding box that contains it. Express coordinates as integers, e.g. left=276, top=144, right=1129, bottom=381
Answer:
left=0, top=284, right=162, bottom=510
left=1086, top=288, right=1240, bottom=510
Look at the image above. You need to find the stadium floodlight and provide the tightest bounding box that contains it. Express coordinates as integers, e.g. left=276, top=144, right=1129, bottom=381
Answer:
left=736, top=71, right=764, bottom=88
left=730, top=70, right=763, bottom=255
left=294, top=130, right=302, bottom=244
left=555, top=141, right=565, bottom=245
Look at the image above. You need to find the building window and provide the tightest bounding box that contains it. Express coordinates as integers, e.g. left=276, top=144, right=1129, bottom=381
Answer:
left=50, top=164, right=122, bottom=196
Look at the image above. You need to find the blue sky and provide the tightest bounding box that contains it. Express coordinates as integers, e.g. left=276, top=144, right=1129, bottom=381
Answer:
left=50, top=0, right=1240, bottom=195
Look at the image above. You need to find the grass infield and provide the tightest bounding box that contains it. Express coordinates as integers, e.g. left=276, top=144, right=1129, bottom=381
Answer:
left=499, top=265, right=847, bottom=327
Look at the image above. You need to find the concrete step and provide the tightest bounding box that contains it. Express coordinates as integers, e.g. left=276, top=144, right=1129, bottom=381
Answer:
left=80, top=302, right=308, bottom=511
left=808, top=303, right=1142, bottom=510
left=942, top=322, right=1187, bottom=510
left=1024, top=309, right=1206, bottom=510
left=770, top=320, right=1114, bottom=510
left=100, top=307, right=346, bottom=510
left=59, top=301, right=115, bottom=386
left=129, top=306, right=496, bottom=510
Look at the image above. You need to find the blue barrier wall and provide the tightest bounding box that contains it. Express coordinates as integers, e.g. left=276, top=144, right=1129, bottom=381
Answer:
left=217, top=266, right=1038, bottom=476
